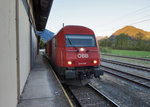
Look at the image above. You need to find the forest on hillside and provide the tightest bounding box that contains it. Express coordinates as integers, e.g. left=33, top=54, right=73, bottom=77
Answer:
left=98, top=33, right=150, bottom=51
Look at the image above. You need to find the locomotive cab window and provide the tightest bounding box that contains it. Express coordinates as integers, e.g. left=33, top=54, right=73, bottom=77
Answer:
left=65, top=34, right=96, bottom=47
left=55, top=37, right=57, bottom=47
left=52, top=37, right=57, bottom=47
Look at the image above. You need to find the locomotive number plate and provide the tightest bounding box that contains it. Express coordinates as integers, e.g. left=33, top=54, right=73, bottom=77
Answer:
left=77, top=53, right=89, bottom=58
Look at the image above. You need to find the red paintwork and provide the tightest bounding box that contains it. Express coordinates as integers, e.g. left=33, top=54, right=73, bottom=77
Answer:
left=45, top=25, right=100, bottom=68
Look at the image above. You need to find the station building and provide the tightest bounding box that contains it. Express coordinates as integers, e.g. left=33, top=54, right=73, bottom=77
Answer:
left=0, top=0, right=53, bottom=106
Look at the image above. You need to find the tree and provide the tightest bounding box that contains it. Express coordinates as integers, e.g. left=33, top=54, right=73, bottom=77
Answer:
left=136, top=32, right=144, bottom=50
left=40, top=39, right=45, bottom=49
left=136, top=32, right=144, bottom=40
left=113, top=33, right=130, bottom=49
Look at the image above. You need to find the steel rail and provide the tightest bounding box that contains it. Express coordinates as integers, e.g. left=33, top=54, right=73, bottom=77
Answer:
left=100, top=65, right=150, bottom=88
left=101, top=54, right=150, bottom=61
left=88, top=83, right=120, bottom=107
left=63, top=85, right=82, bottom=107
left=68, top=85, right=119, bottom=107
left=101, top=58, right=150, bottom=72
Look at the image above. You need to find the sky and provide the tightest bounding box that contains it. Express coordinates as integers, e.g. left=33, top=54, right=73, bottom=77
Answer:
left=46, top=0, right=150, bottom=36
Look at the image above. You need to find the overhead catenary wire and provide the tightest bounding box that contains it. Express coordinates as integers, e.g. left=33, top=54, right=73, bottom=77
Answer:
left=111, top=5, right=150, bottom=23
left=113, top=18, right=150, bottom=29
left=130, top=18, right=150, bottom=25
left=100, top=18, right=150, bottom=35
left=100, top=4, right=150, bottom=30
left=99, top=4, right=150, bottom=34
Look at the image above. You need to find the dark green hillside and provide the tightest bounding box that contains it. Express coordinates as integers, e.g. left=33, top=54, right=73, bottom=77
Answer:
left=99, top=26, right=150, bottom=51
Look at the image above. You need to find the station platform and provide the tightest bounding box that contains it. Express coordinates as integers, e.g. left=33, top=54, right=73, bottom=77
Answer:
left=17, top=55, right=72, bottom=107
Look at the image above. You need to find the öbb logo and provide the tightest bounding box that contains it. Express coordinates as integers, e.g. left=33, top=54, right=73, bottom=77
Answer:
left=77, top=53, right=89, bottom=58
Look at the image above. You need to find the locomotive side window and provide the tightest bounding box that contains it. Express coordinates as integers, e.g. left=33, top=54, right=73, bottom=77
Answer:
left=54, top=37, right=57, bottom=47
left=53, top=37, right=57, bottom=47
left=65, top=34, right=96, bottom=47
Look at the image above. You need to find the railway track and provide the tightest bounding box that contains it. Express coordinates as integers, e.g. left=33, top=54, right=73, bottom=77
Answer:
left=100, top=65, right=150, bottom=88
left=64, top=84, right=119, bottom=107
left=101, top=58, right=150, bottom=72
left=101, top=54, right=150, bottom=61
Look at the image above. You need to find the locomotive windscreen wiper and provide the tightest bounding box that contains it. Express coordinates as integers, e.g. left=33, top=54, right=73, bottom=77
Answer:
left=67, top=38, right=79, bottom=52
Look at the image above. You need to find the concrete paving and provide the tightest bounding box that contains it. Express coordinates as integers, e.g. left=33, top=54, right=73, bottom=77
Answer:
left=17, top=55, right=71, bottom=107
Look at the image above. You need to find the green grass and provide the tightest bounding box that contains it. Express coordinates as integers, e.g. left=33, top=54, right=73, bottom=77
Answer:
left=100, top=47, right=150, bottom=58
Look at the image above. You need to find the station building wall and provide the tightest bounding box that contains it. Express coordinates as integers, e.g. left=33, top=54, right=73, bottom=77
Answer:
left=31, top=25, right=38, bottom=68
left=0, top=0, right=38, bottom=107
left=0, top=0, right=17, bottom=107
left=18, top=0, right=31, bottom=94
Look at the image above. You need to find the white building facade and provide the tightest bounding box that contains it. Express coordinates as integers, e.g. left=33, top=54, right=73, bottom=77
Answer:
left=0, top=0, right=53, bottom=107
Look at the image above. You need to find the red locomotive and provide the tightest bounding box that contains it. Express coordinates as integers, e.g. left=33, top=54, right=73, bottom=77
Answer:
left=45, top=25, right=103, bottom=84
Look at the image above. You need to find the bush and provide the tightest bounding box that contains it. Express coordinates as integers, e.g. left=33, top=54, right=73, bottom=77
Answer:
left=98, top=33, right=150, bottom=51
left=99, top=47, right=112, bottom=53
left=40, top=39, right=45, bottom=49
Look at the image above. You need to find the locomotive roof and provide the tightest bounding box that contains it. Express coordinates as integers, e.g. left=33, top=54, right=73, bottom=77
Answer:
left=58, top=25, right=94, bottom=35
left=46, top=25, right=94, bottom=43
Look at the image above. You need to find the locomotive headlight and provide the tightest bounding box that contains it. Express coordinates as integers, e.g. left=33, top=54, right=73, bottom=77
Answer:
left=67, top=61, right=72, bottom=65
left=80, top=48, right=85, bottom=52
left=93, top=60, right=98, bottom=64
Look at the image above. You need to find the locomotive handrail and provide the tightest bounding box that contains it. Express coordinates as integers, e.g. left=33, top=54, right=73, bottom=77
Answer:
left=66, top=50, right=98, bottom=52
left=67, top=50, right=78, bottom=52
left=87, top=50, right=98, bottom=52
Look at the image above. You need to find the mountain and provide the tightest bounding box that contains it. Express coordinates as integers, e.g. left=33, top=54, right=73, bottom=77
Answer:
left=112, top=26, right=150, bottom=40
left=96, top=36, right=109, bottom=41
left=96, top=36, right=105, bottom=40
left=37, top=29, right=54, bottom=42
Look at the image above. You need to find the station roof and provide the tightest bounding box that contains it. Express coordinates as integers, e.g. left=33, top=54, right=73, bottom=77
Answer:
left=32, top=0, right=53, bottom=31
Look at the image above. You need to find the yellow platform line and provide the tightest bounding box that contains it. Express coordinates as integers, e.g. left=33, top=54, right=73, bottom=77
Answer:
left=45, top=58, right=74, bottom=107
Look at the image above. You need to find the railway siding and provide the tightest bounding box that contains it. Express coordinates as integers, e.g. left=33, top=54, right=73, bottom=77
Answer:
left=100, top=65, right=150, bottom=88
left=101, top=54, right=150, bottom=61
left=100, top=61, right=150, bottom=81
left=66, top=84, right=118, bottom=107
left=101, top=54, right=150, bottom=68
left=101, top=58, right=150, bottom=72
left=90, top=76, right=150, bottom=107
